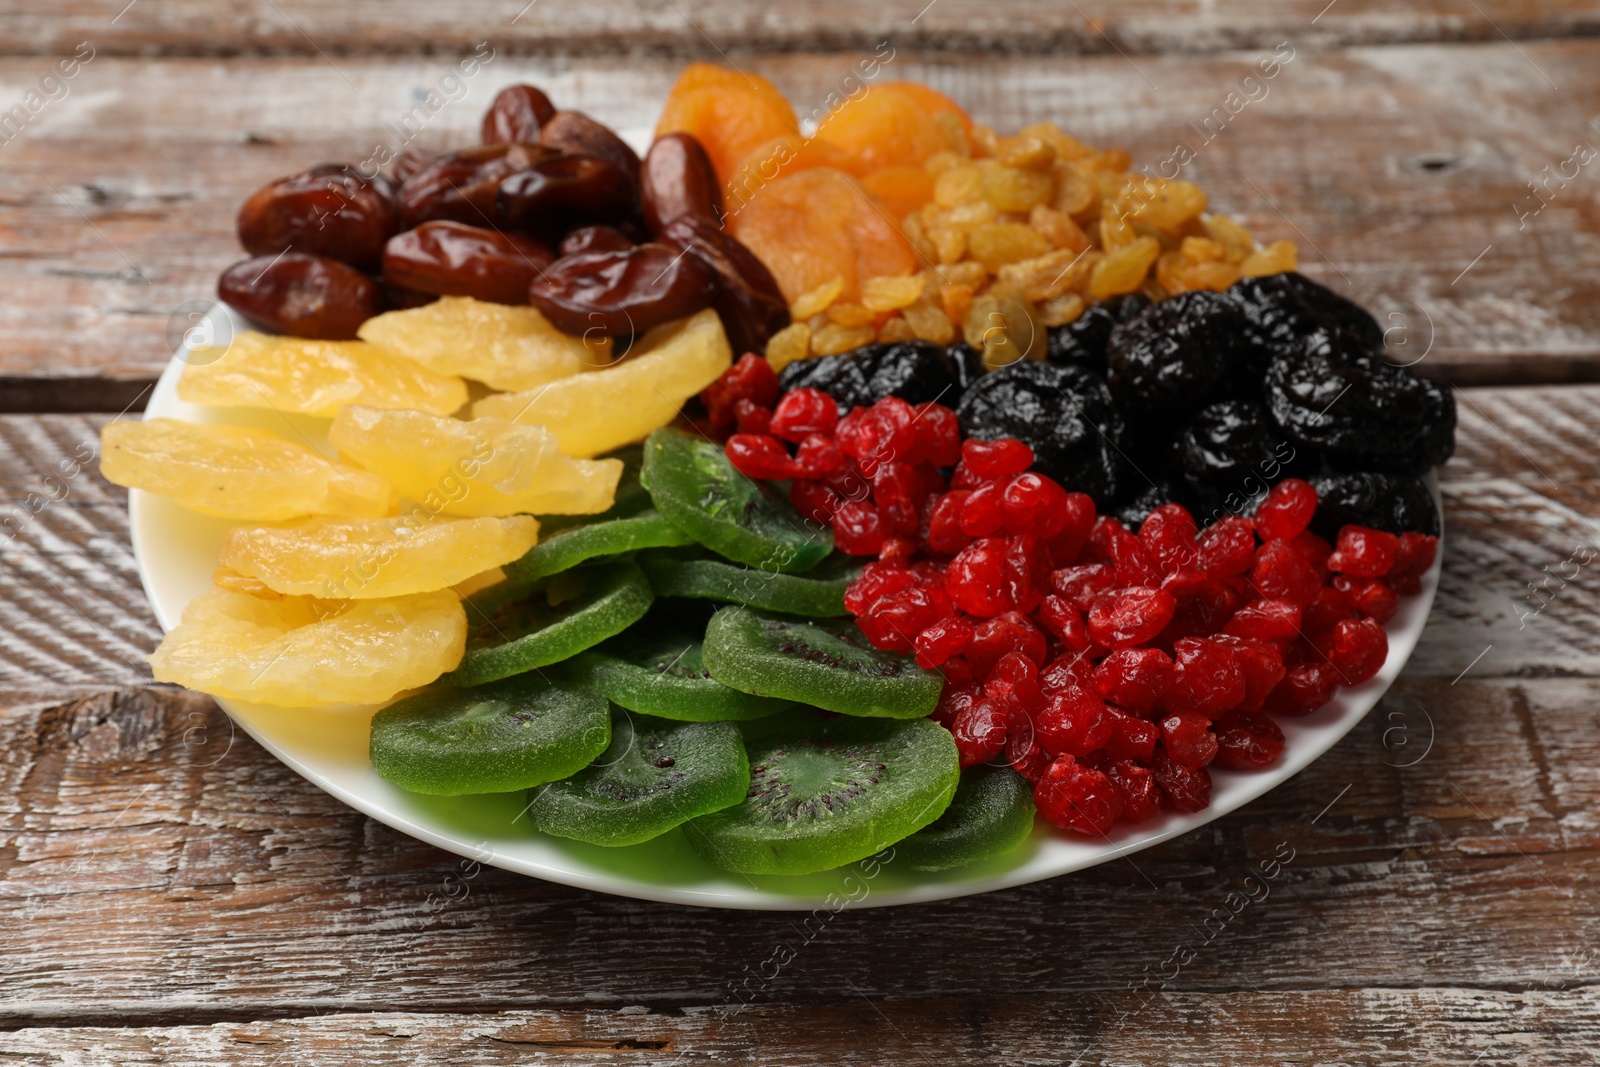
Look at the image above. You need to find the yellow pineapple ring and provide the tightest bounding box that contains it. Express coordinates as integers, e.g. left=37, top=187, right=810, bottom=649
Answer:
left=357, top=297, right=610, bottom=392
left=180, top=331, right=467, bottom=418
left=328, top=406, right=621, bottom=517
left=471, top=307, right=731, bottom=457
left=217, top=514, right=539, bottom=599
left=101, top=418, right=396, bottom=521
left=150, top=587, right=465, bottom=707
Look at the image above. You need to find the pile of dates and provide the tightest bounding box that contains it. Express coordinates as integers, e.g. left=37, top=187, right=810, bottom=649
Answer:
left=769, top=272, right=1455, bottom=536
left=218, top=84, right=789, bottom=353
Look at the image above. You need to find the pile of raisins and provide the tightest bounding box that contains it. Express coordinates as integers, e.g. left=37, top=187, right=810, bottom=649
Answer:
left=217, top=84, right=788, bottom=353
left=763, top=271, right=1454, bottom=536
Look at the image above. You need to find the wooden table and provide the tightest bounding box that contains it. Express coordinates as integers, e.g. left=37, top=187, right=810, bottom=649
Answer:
left=4, top=3, right=1599, bottom=1062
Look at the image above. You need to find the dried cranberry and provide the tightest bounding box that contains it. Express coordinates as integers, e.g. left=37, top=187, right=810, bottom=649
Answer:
left=1036, top=686, right=1114, bottom=757
left=769, top=388, right=839, bottom=442
left=1255, top=477, right=1318, bottom=541
left=725, top=434, right=796, bottom=480
left=1164, top=637, right=1246, bottom=718
left=1196, top=516, right=1256, bottom=576
left=1151, top=748, right=1212, bottom=813
left=951, top=699, right=1008, bottom=768
left=1001, top=472, right=1071, bottom=538
left=1264, top=662, right=1338, bottom=717
left=1106, top=759, right=1162, bottom=823
left=1250, top=539, right=1322, bottom=606
left=1037, top=595, right=1091, bottom=652
left=967, top=611, right=1047, bottom=677
left=959, top=482, right=1006, bottom=537
left=791, top=479, right=841, bottom=525
left=1103, top=710, right=1159, bottom=762
left=925, top=491, right=972, bottom=556
left=1051, top=563, right=1117, bottom=611
left=917, top=403, right=964, bottom=468
left=1138, top=503, right=1199, bottom=574
left=1091, top=647, right=1175, bottom=713
left=1034, top=756, right=1124, bottom=836
left=1087, top=586, right=1177, bottom=650
left=1046, top=492, right=1098, bottom=567
left=793, top=434, right=845, bottom=478
left=986, top=650, right=1044, bottom=711
left=947, top=537, right=1018, bottom=617
left=1333, top=575, right=1400, bottom=624
left=1213, top=709, right=1286, bottom=769
left=915, top=616, right=974, bottom=669
left=1212, top=635, right=1286, bottom=711
left=834, top=500, right=890, bottom=556
left=931, top=683, right=978, bottom=729
left=1160, top=710, right=1219, bottom=769
left=1388, top=532, right=1438, bottom=589
left=961, top=437, right=1034, bottom=480
left=872, top=461, right=927, bottom=535
left=702, top=353, right=780, bottom=436
left=1158, top=570, right=1240, bottom=643
left=1328, top=524, right=1401, bottom=578
left=1326, top=617, right=1388, bottom=684
left=1224, top=598, right=1302, bottom=641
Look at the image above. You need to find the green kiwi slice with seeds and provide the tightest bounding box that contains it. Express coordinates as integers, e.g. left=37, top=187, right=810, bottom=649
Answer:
left=640, top=548, right=860, bottom=617
left=687, top=715, right=959, bottom=876
left=567, top=623, right=795, bottom=721
left=524, top=708, right=750, bottom=846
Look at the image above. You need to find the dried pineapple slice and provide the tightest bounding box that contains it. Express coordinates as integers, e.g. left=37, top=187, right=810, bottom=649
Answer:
left=149, top=587, right=465, bottom=707
left=180, top=331, right=467, bottom=418
left=101, top=418, right=396, bottom=521
left=328, top=406, right=621, bottom=517
left=357, top=296, right=611, bottom=392
left=471, top=308, right=731, bottom=457
left=218, top=514, right=540, bottom=599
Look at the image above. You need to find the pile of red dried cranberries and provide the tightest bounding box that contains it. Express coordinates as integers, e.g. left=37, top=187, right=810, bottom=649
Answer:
left=706, top=355, right=1438, bottom=838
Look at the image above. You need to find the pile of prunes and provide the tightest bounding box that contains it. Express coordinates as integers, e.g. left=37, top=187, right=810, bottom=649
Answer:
left=775, top=272, right=1453, bottom=537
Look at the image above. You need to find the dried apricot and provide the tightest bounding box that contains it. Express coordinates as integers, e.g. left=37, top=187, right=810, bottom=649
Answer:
left=812, top=86, right=955, bottom=175
left=723, top=135, right=853, bottom=216
left=879, top=82, right=974, bottom=133
left=859, top=165, right=937, bottom=220
left=728, top=168, right=919, bottom=303
left=656, top=77, right=798, bottom=185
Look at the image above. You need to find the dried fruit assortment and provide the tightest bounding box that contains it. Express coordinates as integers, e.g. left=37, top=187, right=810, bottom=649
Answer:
left=109, top=70, right=1453, bottom=880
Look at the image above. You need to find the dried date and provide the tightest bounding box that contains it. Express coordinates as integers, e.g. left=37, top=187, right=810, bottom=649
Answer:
left=383, top=220, right=554, bottom=305
left=560, top=225, right=635, bottom=256
left=528, top=243, right=716, bottom=335
left=659, top=214, right=788, bottom=355
left=218, top=252, right=379, bottom=339
left=538, top=110, right=641, bottom=192
left=236, top=164, right=398, bottom=270
left=482, top=84, right=556, bottom=144
left=495, top=154, right=636, bottom=235
left=396, top=143, right=557, bottom=229
left=641, top=132, right=724, bottom=235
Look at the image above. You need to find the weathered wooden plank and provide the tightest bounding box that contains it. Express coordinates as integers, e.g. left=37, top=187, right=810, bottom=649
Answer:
left=3, top=991, right=1598, bottom=1066
left=2, top=383, right=1597, bottom=693
left=5, top=0, right=1600, bottom=58
left=0, top=42, right=1597, bottom=394
left=1, top=677, right=1595, bottom=1016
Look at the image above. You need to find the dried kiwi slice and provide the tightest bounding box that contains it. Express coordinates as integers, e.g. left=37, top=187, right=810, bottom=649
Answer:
left=894, top=765, right=1036, bottom=872
left=525, top=709, right=750, bottom=846
left=449, top=562, right=654, bottom=687
left=509, top=510, right=694, bottom=582
left=640, top=548, right=859, bottom=617
left=568, top=624, right=794, bottom=721
left=702, top=606, right=943, bottom=719
left=641, top=426, right=832, bottom=574
left=687, top=716, right=959, bottom=876
left=370, top=675, right=609, bottom=795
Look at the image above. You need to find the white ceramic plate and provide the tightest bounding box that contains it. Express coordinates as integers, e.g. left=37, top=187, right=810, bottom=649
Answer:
left=129, top=303, right=1442, bottom=910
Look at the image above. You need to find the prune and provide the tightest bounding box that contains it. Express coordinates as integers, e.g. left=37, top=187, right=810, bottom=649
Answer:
left=218, top=252, right=379, bottom=339
left=660, top=215, right=789, bottom=356
left=957, top=360, right=1125, bottom=501
left=391, top=147, right=438, bottom=184
left=1263, top=339, right=1455, bottom=474
left=382, top=220, right=554, bottom=305
left=778, top=342, right=969, bottom=412
left=1047, top=293, right=1150, bottom=370
left=945, top=342, right=987, bottom=394
left=1227, top=272, right=1384, bottom=361
left=1105, top=290, right=1256, bottom=423
left=528, top=243, right=716, bottom=335
left=561, top=225, right=635, bottom=256
left=1306, top=472, right=1439, bottom=538
left=496, top=154, right=636, bottom=235
left=1173, top=399, right=1302, bottom=491
left=481, top=84, right=556, bottom=143
left=642, top=133, right=724, bottom=236
left=397, top=143, right=557, bottom=229
left=236, top=164, right=398, bottom=270
left=538, top=110, right=642, bottom=193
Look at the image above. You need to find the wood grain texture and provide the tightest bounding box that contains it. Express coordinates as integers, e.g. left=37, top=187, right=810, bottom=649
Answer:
left=6, top=0, right=1600, bottom=58
left=2, top=42, right=1599, bottom=396
left=0, top=677, right=1595, bottom=1024
left=3, top=992, right=1599, bottom=1066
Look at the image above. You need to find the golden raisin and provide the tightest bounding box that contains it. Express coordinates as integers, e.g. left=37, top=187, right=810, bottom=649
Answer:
left=764, top=320, right=812, bottom=372
left=1051, top=162, right=1097, bottom=217
left=902, top=299, right=956, bottom=344
left=791, top=276, right=845, bottom=319
left=998, top=136, right=1057, bottom=172
left=934, top=164, right=984, bottom=208
left=811, top=321, right=876, bottom=355
left=1038, top=292, right=1086, bottom=327
left=876, top=315, right=917, bottom=343
left=967, top=223, right=1051, bottom=271
left=1202, top=214, right=1256, bottom=263
left=1028, top=204, right=1090, bottom=253
left=1240, top=239, right=1298, bottom=277
left=826, top=301, right=877, bottom=327
left=861, top=274, right=927, bottom=312
left=1090, top=235, right=1161, bottom=299
left=981, top=162, right=1053, bottom=213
